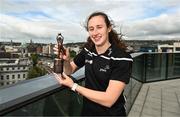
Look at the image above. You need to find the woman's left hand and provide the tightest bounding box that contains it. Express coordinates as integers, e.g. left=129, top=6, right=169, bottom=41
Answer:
left=54, top=72, right=74, bottom=88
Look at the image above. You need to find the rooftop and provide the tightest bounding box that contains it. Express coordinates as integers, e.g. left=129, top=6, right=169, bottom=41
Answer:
left=128, top=78, right=180, bottom=117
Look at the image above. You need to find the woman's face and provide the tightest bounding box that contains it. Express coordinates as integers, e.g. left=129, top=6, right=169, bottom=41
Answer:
left=88, top=15, right=111, bottom=47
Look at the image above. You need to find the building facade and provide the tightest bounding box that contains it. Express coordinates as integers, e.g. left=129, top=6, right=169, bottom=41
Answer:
left=158, top=42, right=180, bottom=52
left=0, top=58, right=31, bottom=86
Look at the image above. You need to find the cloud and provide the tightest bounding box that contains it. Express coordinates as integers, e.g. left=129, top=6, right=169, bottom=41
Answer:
left=0, top=14, right=60, bottom=41
left=0, top=0, right=180, bottom=43
left=122, top=10, right=180, bottom=40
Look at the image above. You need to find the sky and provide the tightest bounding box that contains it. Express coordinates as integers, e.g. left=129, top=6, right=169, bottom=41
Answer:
left=0, top=0, right=180, bottom=44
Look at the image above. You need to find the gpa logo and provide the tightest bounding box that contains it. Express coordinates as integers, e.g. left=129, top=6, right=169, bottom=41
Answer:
left=85, top=59, right=93, bottom=64
left=99, top=65, right=110, bottom=72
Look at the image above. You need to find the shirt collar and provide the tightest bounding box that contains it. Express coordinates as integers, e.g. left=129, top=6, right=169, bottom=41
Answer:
left=91, top=43, right=114, bottom=56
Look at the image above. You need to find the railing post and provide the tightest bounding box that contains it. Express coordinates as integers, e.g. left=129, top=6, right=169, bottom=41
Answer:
left=165, top=53, right=169, bottom=80
left=143, top=54, right=147, bottom=83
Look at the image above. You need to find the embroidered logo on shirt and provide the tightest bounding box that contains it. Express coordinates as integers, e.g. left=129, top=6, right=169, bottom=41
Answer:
left=99, top=65, right=110, bottom=72
left=108, top=48, right=112, bottom=56
left=85, top=59, right=93, bottom=64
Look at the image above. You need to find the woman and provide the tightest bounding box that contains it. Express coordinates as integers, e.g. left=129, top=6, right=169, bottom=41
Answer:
left=54, top=11, right=133, bottom=116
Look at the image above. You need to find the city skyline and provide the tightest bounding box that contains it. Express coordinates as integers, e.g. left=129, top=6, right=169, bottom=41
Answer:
left=0, top=0, right=180, bottom=44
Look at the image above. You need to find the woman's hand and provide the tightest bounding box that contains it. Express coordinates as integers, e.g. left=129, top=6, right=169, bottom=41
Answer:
left=53, top=44, right=71, bottom=61
left=54, top=72, right=74, bottom=88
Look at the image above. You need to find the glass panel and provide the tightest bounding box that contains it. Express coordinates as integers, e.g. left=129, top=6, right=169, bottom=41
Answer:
left=124, top=53, right=143, bottom=114
left=124, top=78, right=142, bottom=114
left=131, top=55, right=144, bottom=82
left=167, top=53, right=180, bottom=79
left=145, top=53, right=166, bottom=82
left=5, top=82, right=84, bottom=116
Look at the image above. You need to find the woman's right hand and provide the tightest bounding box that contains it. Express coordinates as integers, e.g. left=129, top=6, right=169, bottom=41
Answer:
left=53, top=44, right=71, bottom=61
left=54, top=72, right=74, bottom=88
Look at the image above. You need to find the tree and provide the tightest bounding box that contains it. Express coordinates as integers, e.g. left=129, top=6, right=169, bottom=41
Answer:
left=31, top=53, right=39, bottom=66
left=27, top=65, right=47, bottom=79
left=27, top=54, right=47, bottom=79
left=70, top=50, right=76, bottom=58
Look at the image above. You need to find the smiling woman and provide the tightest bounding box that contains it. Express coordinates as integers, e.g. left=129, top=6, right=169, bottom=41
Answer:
left=53, top=11, right=133, bottom=116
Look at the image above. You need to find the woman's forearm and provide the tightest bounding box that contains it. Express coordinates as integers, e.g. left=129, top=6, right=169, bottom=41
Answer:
left=75, top=81, right=125, bottom=108
left=76, top=85, right=111, bottom=107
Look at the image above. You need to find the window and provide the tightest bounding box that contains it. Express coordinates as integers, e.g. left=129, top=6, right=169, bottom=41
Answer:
left=23, top=74, right=26, bottom=78
left=6, top=75, right=9, bottom=79
left=1, top=75, right=3, bottom=80
left=176, top=47, right=180, bottom=51
left=6, top=68, right=9, bottom=70
left=18, top=74, right=20, bottom=78
left=12, top=75, right=15, bottom=79
left=12, top=67, right=14, bottom=70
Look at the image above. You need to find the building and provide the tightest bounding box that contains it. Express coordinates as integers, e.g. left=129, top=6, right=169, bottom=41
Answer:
left=158, top=42, right=180, bottom=52
left=0, top=58, right=31, bottom=86
left=42, top=43, right=54, bottom=56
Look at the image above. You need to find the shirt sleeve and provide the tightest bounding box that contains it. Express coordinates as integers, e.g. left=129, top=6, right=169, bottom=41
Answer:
left=73, top=48, right=86, bottom=68
left=110, top=59, right=132, bottom=84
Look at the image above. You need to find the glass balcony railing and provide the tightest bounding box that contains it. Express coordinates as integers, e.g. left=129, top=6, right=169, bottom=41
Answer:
left=0, top=68, right=85, bottom=116
left=0, top=52, right=180, bottom=116
left=131, top=53, right=180, bottom=83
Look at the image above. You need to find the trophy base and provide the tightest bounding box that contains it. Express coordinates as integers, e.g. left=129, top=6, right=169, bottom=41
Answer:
left=54, top=58, right=63, bottom=74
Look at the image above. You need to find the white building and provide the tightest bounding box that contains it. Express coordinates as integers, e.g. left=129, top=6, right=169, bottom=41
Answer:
left=158, top=42, right=180, bottom=52
left=0, top=58, right=31, bottom=86
left=42, top=43, right=53, bottom=56
left=4, top=45, right=19, bottom=53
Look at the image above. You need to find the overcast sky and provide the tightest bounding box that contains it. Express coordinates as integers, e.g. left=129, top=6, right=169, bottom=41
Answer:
left=0, top=0, right=180, bottom=44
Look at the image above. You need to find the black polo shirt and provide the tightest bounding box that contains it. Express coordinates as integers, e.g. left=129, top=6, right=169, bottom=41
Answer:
left=73, top=43, right=133, bottom=116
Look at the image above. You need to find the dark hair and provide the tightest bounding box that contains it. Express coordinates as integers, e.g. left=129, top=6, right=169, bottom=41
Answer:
left=84, top=11, right=127, bottom=50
